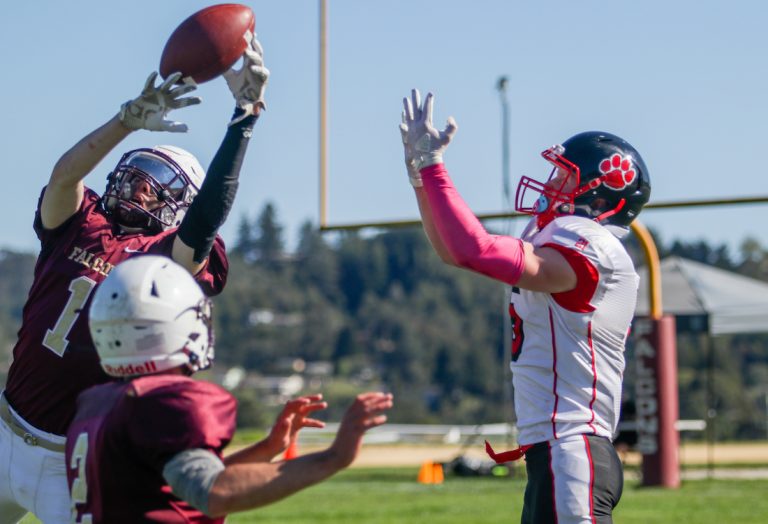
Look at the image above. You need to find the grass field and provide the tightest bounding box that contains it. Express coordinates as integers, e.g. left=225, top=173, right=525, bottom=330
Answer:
left=26, top=467, right=768, bottom=523
left=227, top=468, right=768, bottom=524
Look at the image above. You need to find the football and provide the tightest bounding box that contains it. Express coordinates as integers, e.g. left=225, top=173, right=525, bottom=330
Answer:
left=159, top=4, right=255, bottom=84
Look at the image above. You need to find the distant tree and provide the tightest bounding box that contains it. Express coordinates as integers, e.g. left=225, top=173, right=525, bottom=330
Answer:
left=0, top=249, right=36, bottom=375
left=4, top=202, right=768, bottom=433
left=232, top=387, right=270, bottom=428
left=332, top=326, right=357, bottom=361
left=737, top=237, right=768, bottom=282
left=233, top=214, right=257, bottom=262
left=295, top=221, right=341, bottom=302
left=377, top=229, right=430, bottom=293
left=667, top=239, right=734, bottom=270
left=296, top=287, right=345, bottom=361
left=337, top=232, right=383, bottom=312
left=255, top=202, right=284, bottom=266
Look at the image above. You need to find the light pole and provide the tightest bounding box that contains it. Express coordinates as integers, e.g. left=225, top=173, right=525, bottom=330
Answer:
left=496, top=76, right=516, bottom=446
left=496, top=76, right=512, bottom=212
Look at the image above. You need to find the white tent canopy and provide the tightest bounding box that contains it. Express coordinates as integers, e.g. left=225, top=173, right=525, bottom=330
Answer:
left=635, top=256, right=768, bottom=335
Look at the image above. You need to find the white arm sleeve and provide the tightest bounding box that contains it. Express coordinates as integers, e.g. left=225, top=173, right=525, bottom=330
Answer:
left=162, top=448, right=226, bottom=516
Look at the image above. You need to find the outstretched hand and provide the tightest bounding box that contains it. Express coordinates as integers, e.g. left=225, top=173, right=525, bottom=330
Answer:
left=119, top=71, right=201, bottom=133
left=329, top=392, right=394, bottom=468
left=264, top=394, right=327, bottom=458
left=224, top=31, right=270, bottom=125
left=399, top=89, right=457, bottom=187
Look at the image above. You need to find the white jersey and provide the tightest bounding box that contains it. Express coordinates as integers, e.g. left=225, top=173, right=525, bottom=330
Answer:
left=510, top=216, right=639, bottom=445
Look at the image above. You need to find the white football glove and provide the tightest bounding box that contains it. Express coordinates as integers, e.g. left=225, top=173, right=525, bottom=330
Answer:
left=399, top=89, right=457, bottom=187
left=224, top=32, right=270, bottom=125
left=119, top=72, right=201, bottom=133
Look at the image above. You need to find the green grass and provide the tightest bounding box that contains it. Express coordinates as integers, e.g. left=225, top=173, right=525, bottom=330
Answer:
left=614, top=478, right=768, bottom=523
left=227, top=469, right=768, bottom=524
left=21, top=468, right=768, bottom=524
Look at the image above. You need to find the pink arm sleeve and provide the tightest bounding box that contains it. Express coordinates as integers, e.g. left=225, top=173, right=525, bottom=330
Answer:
left=420, top=164, right=525, bottom=286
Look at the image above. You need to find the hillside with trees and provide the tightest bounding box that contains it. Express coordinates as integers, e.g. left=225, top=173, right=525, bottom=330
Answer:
left=1, top=203, right=767, bottom=439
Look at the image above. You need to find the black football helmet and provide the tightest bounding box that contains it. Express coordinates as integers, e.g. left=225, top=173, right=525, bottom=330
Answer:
left=516, top=131, right=651, bottom=229
left=102, top=145, right=205, bottom=233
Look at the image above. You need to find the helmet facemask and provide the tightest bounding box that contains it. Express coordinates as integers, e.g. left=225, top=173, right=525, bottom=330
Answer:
left=103, top=148, right=200, bottom=233
left=515, top=144, right=581, bottom=229
left=179, top=296, right=215, bottom=374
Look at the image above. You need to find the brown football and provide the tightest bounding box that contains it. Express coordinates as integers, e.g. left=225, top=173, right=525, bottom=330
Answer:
left=159, top=4, right=255, bottom=84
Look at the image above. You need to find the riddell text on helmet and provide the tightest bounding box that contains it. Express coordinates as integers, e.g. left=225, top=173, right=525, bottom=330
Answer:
left=104, top=361, right=159, bottom=377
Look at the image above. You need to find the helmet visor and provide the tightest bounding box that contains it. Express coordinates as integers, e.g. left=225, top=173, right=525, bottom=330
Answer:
left=123, top=153, right=187, bottom=200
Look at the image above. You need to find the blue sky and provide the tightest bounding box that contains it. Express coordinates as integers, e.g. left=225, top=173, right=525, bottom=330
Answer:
left=2, top=1, right=767, bottom=258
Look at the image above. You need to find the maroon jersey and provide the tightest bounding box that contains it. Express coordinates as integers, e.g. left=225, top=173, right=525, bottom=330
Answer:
left=4, top=187, right=229, bottom=435
left=66, top=375, right=236, bottom=523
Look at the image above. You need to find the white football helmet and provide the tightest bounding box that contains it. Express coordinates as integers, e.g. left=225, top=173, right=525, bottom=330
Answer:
left=89, top=255, right=214, bottom=377
left=102, top=145, right=206, bottom=233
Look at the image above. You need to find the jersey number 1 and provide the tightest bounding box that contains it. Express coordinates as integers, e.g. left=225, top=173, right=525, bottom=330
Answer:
left=43, top=276, right=97, bottom=356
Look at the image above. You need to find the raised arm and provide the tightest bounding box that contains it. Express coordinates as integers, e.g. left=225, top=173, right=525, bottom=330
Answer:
left=399, top=89, right=457, bottom=264
left=399, top=89, right=576, bottom=293
left=173, top=33, right=269, bottom=274
left=161, top=392, right=393, bottom=518
left=207, top=392, right=392, bottom=516
left=41, top=71, right=201, bottom=229
left=41, top=117, right=131, bottom=229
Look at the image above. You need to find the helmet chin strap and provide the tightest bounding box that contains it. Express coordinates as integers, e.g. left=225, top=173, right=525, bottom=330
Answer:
left=592, top=198, right=627, bottom=223
left=567, top=197, right=626, bottom=224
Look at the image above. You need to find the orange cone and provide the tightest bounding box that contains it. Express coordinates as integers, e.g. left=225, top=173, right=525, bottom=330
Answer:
left=432, top=462, right=444, bottom=484
left=284, top=439, right=299, bottom=460
left=417, top=461, right=434, bottom=483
